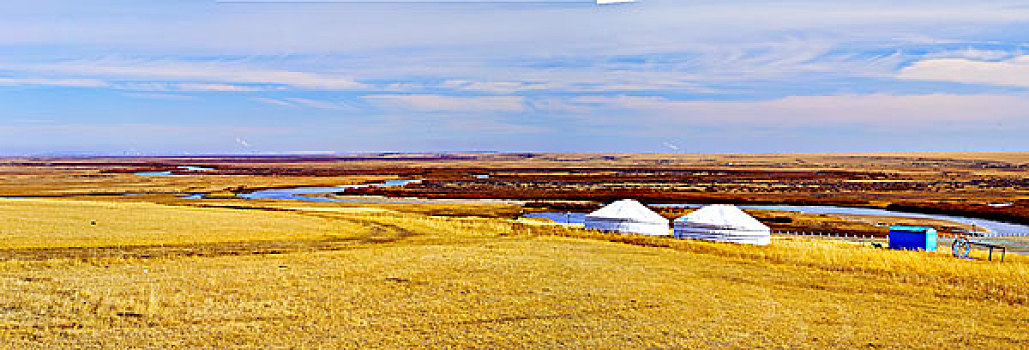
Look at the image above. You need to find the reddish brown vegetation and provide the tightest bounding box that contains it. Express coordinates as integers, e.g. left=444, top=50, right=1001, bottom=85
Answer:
left=8, top=153, right=1029, bottom=227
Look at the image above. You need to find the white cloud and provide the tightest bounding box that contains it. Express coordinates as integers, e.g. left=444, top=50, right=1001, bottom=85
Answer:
left=174, top=83, right=266, bottom=92
left=121, top=92, right=196, bottom=101
left=0, top=77, right=108, bottom=88
left=252, top=97, right=296, bottom=107
left=4, top=1, right=1029, bottom=54
left=365, top=94, right=525, bottom=113
left=441, top=80, right=556, bottom=94
left=527, top=98, right=593, bottom=113
left=0, top=123, right=288, bottom=136
left=440, top=75, right=716, bottom=94
left=252, top=97, right=354, bottom=110
left=112, top=82, right=269, bottom=92
left=10, top=59, right=364, bottom=90
left=572, top=94, right=1029, bottom=124
left=923, top=48, right=1016, bottom=61
left=898, top=56, right=1029, bottom=87
left=283, top=97, right=354, bottom=110
left=0, top=123, right=296, bottom=155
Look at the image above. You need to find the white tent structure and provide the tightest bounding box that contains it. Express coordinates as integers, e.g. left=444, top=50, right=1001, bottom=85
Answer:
left=585, top=199, right=670, bottom=236
left=674, top=204, right=771, bottom=245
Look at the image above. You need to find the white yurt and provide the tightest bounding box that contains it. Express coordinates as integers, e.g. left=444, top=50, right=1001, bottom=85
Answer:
left=585, top=199, right=670, bottom=236
left=674, top=204, right=771, bottom=245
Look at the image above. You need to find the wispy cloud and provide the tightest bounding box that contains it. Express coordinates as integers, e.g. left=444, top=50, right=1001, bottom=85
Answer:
left=252, top=97, right=296, bottom=107
left=0, top=77, right=108, bottom=88
left=898, top=56, right=1029, bottom=88
left=7, top=59, right=365, bottom=90
left=121, top=92, right=197, bottom=101
left=923, top=48, right=1017, bottom=61
left=174, top=83, right=267, bottom=92
left=113, top=82, right=269, bottom=92
left=441, top=80, right=557, bottom=94
left=571, top=94, right=1029, bottom=125
left=365, top=95, right=525, bottom=113
left=283, top=97, right=354, bottom=110
left=528, top=98, right=594, bottom=113
left=0, top=123, right=290, bottom=136
left=252, top=97, right=355, bottom=110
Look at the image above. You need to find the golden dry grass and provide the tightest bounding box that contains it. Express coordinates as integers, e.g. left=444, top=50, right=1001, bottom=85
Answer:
left=4, top=238, right=1026, bottom=349
left=0, top=198, right=368, bottom=248
left=0, top=197, right=1027, bottom=348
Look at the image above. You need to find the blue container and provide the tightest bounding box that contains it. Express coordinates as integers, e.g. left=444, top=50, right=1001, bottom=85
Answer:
left=888, top=225, right=938, bottom=252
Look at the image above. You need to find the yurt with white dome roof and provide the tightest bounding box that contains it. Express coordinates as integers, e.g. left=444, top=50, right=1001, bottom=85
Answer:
left=584, top=199, right=670, bottom=236
left=674, top=204, right=771, bottom=245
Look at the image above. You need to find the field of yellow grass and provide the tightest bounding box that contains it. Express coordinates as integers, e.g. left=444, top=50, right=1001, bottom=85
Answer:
left=0, top=198, right=368, bottom=248
left=0, top=196, right=1027, bottom=348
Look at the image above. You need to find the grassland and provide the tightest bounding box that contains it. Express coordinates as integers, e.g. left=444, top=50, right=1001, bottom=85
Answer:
left=0, top=195, right=1027, bottom=348
left=0, top=198, right=368, bottom=248
left=1, top=153, right=1027, bottom=348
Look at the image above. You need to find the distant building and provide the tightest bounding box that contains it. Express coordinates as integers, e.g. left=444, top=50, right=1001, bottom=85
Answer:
left=889, top=225, right=938, bottom=252
left=674, top=204, right=771, bottom=245
left=585, top=199, right=670, bottom=236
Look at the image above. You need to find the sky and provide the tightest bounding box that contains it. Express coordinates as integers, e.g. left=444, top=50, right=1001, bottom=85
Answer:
left=1, top=0, right=1028, bottom=155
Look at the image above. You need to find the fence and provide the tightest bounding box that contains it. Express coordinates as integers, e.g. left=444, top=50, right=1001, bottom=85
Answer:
left=772, top=231, right=882, bottom=241
left=773, top=231, right=973, bottom=241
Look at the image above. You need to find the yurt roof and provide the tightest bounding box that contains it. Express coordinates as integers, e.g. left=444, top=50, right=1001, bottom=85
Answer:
left=586, top=199, right=668, bottom=223
left=674, top=204, right=769, bottom=230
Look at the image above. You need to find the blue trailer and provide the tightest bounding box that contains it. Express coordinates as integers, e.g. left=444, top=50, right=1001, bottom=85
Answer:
left=889, top=225, right=938, bottom=252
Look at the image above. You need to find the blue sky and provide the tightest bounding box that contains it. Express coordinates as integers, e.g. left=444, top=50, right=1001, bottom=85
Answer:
left=1, top=0, right=1028, bottom=154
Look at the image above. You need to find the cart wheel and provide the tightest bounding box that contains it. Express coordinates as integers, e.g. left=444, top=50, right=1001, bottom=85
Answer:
left=952, top=237, right=971, bottom=259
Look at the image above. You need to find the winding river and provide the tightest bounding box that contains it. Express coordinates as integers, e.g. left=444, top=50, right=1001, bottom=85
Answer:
left=171, top=176, right=1029, bottom=238
left=236, top=180, right=424, bottom=203
left=214, top=179, right=516, bottom=205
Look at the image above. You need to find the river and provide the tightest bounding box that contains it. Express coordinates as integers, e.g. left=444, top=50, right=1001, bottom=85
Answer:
left=136, top=165, right=216, bottom=176
left=175, top=176, right=1029, bottom=237
left=231, top=180, right=524, bottom=205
